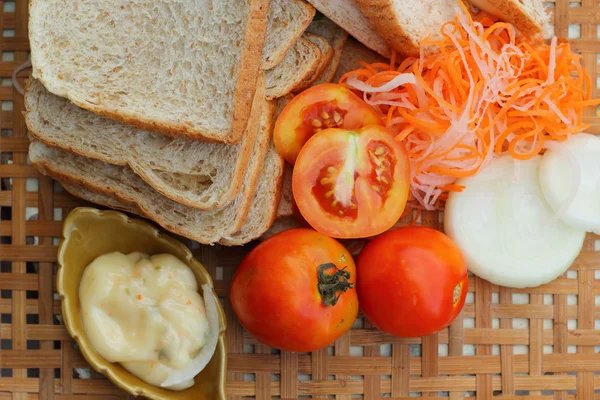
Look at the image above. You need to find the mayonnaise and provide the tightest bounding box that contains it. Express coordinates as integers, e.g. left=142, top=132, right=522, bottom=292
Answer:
left=79, top=251, right=210, bottom=390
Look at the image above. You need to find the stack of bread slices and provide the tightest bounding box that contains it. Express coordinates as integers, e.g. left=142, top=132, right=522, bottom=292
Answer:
left=25, top=0, right=349, bottom=246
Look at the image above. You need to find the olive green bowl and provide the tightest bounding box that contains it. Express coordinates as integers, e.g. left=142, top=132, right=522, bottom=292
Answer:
left=56, top=207, right=227, bottom=400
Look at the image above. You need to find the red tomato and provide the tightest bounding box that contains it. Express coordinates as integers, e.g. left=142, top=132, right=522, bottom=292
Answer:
left=292, top=125, right=411, bottom=239
left=230, top=228, right=358, bottom=352
left=274, top=83, right=383, bottom=164
left=356, top=226, right=468, bottom=338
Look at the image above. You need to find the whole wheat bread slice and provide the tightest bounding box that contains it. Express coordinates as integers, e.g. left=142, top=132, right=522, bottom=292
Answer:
left=29, top=102, right=275, bottom=245
left=63, top=182, right=141, bottom=216
left=468, top=0, right=550, bottom=39
left=306, top=18, right=349, bottom=85
left=220, top=140, right=285, bottom=246
left=277, top=165, right=293, bottom=218
left=25, top=78, right=265, bottom=210
left=29, top=0, right=269, bottom=143
left=266, top=36, right=322, bottom=100
left=333, top=37, right=388, bottom=83
left=263, top=0, right=316, bottom=70
left=356, top=0, right=462, bottom=56
left=305, top=0, right=391, bottom=58
left=292, top=32, right=334, bottom=93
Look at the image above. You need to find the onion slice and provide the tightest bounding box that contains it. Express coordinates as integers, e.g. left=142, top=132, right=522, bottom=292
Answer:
left=160, top=283, right=220, bottom=388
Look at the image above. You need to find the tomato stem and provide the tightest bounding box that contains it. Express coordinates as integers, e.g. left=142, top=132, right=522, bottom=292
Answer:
left=318, top=263, right=354, bottom=307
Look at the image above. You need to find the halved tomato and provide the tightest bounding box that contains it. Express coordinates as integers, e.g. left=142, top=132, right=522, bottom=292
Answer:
left=274, top=83, right=383, bottom=164
left=293, top=125, right=411, bottom=239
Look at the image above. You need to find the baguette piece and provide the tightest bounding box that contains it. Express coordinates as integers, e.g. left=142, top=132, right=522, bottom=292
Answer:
left=467, top=0, right=550, bottom=39
left=220, top=140, right=285, bottom=246
left=306, top=18, right=349, bottom=85
left=29, top=0, right=269, bottom=143
left=25, top=78, right=265, bottom=210
left=29, top=102, right=275, bottom=245
left=305, top=0, right=391, bottom=58
left=334, top=37, right=388, bottom=83
left=263, top=0, right=316, bottom=69
left=292, top=32, right=334, bottom=93
left=356, top=0, right=460, bottom=56
left=265, top=36, right=322, bottom=100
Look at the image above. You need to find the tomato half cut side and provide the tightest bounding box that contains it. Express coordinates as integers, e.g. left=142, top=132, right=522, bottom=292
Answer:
left=292, top=125, right=411, bottom=239
left=274, top=83, right=384, bottom=164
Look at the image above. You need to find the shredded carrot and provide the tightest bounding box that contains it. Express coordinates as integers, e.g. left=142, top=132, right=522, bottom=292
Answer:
left=340, top=5, right=600, bottom=210
left=137, top=294, right=143, bottom=301
left=410, top=209, right=422, bottom=226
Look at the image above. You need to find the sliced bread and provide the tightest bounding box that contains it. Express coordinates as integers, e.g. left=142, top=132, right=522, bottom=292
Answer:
left=356, top=0, right=460, bottom=56
left=62, top=182, right=141, bottom=216
left=306, top=18, right=349, bottom=85
left=220, top=140, right=285, bottom=246
left=61, top=142, right=285, bottom=247
left=265, top=36, right=322, bottom=100
left=277, top=165, right=293, bottom=218
left=25, top=78, right=265, bottom=210
left=305, top=0, right=391, bottom=58
left=467, top=0, right=550, bottom=38
left=29, top=0, right=269, bottom=143
left=274, top=95, right=293, bottom=219
left=292, top=32, right=334, bottom=93
left=333, top=37, right=388, bottom=83
left=263, top=0, right=316, bottom=69
left=28, top=101, right=275, bottom=245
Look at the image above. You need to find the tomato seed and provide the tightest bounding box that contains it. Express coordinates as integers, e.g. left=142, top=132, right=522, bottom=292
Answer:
left=333, top=112, right=342, bottom=123
left=375, top=146, right=385, bottom=155
left=370, top=153, right=382, bottom=167
left=325, top=190, right=334, bottom=198
left=372, top=185, right=381, bottom=192
left=321, top=111, right=330, bottom=119
left=380, top=176, right=389, bottom=184
left=320, top=177, right=330, bottom=185
left=311, top=119, right=322, bottom=127
left=327, top=166, right=337, bottom=174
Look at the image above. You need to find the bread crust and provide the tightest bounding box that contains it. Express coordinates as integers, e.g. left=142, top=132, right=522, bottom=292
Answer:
left=355, top=0, right=420, bottom=55
left=219, top=151, right=284, bottom=246
left=293, top=32, right=335, bottom=93
left=29, top=0, right=270, bottom=144
left=468, top=0, right=547, bottom=39
left=265, top=37, right=322, bottom=100
left=24, top=77, right=268, bottom=211
left=262, top=0, right=316, bottom=70
left=62, top=182, right=142, bottom=216
left=307, top=19, right=349, bottom=84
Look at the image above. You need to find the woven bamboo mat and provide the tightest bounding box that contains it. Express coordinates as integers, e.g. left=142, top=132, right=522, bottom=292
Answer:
left=1, top=0, right=600, bottom=399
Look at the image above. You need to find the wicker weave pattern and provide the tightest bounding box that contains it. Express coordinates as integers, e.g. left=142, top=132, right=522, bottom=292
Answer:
left=1, top=0, right=600, bottom=398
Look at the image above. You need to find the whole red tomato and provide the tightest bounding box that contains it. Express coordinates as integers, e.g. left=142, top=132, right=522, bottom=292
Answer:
left=230, top=228, right=359, bottom=352
left=357, top=226, right=468, bottom=338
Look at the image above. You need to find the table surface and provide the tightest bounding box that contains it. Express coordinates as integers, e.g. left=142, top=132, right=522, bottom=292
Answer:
left=2, top=0, right=600, bottom=399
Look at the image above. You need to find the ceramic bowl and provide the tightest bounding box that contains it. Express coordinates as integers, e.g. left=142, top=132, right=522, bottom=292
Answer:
left=56, top=207, right=227, bottom=400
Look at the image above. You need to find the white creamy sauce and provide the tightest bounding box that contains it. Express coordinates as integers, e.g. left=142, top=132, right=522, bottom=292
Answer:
left=79, top=251, right=210, bottom=390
